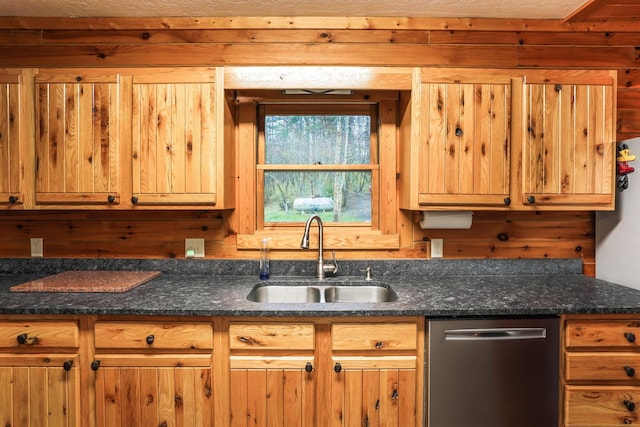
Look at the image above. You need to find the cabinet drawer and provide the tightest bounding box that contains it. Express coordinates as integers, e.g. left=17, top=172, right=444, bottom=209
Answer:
left=564, top=385, right=640, bottom=426
left=94, top=321, right=213, bottom=350
left=566, top=320, right=640, bottom=349
left=229, top=323, right=314, bottom=350
left=566, top=352, right=640, bottom=382
left=0, top=321, right=79, bottom=348
left=332, top=323, right=417, bottom=351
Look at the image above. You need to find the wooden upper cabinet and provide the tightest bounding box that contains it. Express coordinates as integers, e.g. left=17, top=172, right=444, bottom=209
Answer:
left=130, top=68, right=227, bottom=208
left=399, top=68, right=512, bottom=210
left=0, top=70, right=27, bottom=209
left=515, top=70, right=617, bottom=210
left=30, top=67, right=232, bottom=209
left=34, top=69, right=122, bottom=208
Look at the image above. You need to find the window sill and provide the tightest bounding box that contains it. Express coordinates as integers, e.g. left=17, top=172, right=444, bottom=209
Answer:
left=237, top=230, right=400, bottom=250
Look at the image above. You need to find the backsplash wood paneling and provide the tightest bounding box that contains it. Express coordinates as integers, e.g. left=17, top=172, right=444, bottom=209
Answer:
left=0, top=210, right=594, bottom=270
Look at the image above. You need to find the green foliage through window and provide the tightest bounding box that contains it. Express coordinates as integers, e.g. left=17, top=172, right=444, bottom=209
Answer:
left=262, top=112, right=374, bottom=224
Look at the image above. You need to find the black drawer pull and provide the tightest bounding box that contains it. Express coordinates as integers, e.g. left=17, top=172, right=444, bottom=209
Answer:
left=16, top=333, right=27, bottom=344
left=334, top=362, right=342, bottom=373
left=63, top=360, right=74, bottom=371
left=625, top=332, right=636, bottom=343
left=624, top=366, right=636, bottom=377
left=624, top=400, right=636, bottom=412
left=146, top=335, right=155, bottom=345
left=305, top=362, right=313, bottom=373
left=91, top=360, right=101, bottom=371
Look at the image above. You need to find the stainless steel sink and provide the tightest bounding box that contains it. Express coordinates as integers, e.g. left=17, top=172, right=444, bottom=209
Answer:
left=246, top=284, right=322, bottom=303
left=324, top=285, right=397, bottom=303
left=246, top=280, right=397, bottom=303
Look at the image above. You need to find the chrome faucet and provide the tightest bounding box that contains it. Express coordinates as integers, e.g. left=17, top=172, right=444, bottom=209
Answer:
left=300, top=214, right=338, bottom=279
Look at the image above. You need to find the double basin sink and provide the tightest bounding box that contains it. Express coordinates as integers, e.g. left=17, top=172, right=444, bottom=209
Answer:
left=246, top=279, right=397, bottom=304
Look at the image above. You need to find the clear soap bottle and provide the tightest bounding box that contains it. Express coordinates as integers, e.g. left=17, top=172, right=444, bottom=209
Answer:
left=259, top=238, right=271, bottom=280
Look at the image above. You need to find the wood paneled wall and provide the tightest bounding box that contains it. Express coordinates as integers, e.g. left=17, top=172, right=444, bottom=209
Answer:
left=0, top=17, right=635, bottom=271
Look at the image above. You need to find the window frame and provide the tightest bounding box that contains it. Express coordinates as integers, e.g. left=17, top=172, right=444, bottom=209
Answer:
left=234, top=90, right=400, bottom=250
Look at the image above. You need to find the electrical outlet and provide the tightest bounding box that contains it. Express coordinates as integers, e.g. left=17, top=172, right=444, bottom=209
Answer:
left=185, top=238, right=205, bottom=258
left=431, top=238, right=443, bottom=259
left=30, top=238, right=43, bottom=257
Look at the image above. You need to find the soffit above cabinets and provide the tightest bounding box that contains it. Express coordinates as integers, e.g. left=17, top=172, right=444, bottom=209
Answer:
left=0, top=0, right=592, bottom=19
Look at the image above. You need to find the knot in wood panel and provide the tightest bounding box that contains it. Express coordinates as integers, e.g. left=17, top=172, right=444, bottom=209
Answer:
left=239, top=336, right=261, bottom=346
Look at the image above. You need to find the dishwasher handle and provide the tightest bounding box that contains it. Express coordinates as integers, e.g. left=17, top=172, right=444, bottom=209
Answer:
left=444, top=327, right=547, bottom=341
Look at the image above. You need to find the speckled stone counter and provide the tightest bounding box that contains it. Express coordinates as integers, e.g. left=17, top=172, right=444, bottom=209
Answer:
left=1, top=258, right=639, bottom=317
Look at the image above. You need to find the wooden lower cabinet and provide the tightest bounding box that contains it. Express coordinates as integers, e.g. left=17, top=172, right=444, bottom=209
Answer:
left=0, top=354, right=80, bottom=426
left=0, top=318, right=81, bottom=426
left=90, top=318, right=215, bottom=427
left=0, top=315, right=424, bottom=426
left=563, top=315, right=640, bottom=426
left=329, top=359, right=417, bottom=426
left=229, top=358, right=316, bottom=426
left=224, top=317, right=424, bottom=427
left=94, top=357, right=213, bottom=426
left=565, top=386, right=640, bottom=426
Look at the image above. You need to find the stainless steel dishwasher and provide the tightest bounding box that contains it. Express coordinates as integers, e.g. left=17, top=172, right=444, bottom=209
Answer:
left=428, top=317, right=559, bottom=427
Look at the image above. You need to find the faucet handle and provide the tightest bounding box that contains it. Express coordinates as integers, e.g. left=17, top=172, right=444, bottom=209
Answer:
left=323, top=250, right=339, bottom=276
left=361, top=266, right=373, bottom=281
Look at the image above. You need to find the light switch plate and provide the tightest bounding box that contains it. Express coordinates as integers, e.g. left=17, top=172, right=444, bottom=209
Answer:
left=30, top=238, right=43, bottom=257
left=185, top=238, right=205, bottom=258
left=431, top=238, right=443, bottom=258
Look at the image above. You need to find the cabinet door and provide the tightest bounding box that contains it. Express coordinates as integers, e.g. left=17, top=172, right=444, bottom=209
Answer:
left=131, top=68, right=222, bottom=207
left=329, top=358, right=417, bottom=427
left=93, top=355, right=213, bottom=427
left=229, top=357, right=316, bottom=427
left=519, top=70, right=616, bottom=209
left=0, top=71, right=25, bottom=209
left=34, top=70, right=122, bottom=207
left=416, top=68, right=511, bottom=208
left=329, top=322, right=420, bottom=427
left=0, top=354, right=80, bottom=427
left=228, top=322, right=316, bottom=427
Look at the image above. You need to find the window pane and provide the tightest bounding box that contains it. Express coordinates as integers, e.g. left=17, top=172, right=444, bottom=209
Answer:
left=265, top=115, right=371, bottom=165
left=264, top=171, right=372, bottom=223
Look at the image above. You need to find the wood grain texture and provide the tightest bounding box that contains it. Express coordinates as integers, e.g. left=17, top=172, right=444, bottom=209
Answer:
left=0, top=18, right=635, bottom=273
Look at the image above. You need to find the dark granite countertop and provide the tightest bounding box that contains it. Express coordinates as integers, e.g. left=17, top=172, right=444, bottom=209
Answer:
left=1, top=258, right=639, bottom=317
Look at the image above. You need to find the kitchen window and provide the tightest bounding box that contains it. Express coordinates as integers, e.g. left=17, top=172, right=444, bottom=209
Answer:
left=235, top=90, right=400, bottom=250
left=258, top=104, right=377, bottom=227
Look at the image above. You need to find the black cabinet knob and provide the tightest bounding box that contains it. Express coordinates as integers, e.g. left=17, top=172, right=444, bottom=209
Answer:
left=305, top=362, right=313, bottom=373
left=107, top=195, right=116, bottom=203
left=623, top=400, right=636, bottom=412
left=334, top=362, right=342, bottom=373
left=63, top=360, right=74, bottom=371
left=16, top=333, right=27, bottom=344
left=624, top=419, right=632, bottom=424
left=503, top=197, right=511, bottom=206
left=624, top=365, right=636, bottom=377
left=146, top=335, right=155, bottom=345
left=91, top=360, right=101, bottom=371
left=131, top=196, right=139, bottom=204
left=8, top=195, right=18, bottom=204
left=527, top=195, right=536, bottom=204
left=625, top=332, right=636, bottom=343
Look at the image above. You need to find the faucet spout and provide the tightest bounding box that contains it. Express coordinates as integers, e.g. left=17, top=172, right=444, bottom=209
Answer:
left=300, top=214, right=338, bottom=279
